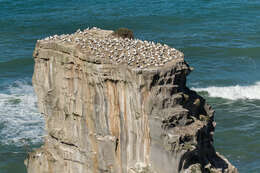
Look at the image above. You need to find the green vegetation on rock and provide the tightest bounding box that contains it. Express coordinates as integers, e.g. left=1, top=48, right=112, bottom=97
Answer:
left=112, top=28, right=134, bottom=39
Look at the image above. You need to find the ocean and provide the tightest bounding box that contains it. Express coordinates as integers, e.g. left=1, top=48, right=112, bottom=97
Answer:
left=0, top=0, right=260, bottom=172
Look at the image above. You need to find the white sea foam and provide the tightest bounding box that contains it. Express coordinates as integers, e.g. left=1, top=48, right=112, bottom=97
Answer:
left=0, top=80, right=45, bottom=146
left=192, top=82, right=260, bottom=100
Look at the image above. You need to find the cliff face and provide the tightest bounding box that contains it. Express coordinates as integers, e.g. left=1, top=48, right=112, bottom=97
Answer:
left=26, top=28, right=238, bottom=173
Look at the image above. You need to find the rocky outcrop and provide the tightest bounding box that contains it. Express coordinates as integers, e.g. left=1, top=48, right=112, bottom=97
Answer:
left=25, top=28, right=238, bottom=173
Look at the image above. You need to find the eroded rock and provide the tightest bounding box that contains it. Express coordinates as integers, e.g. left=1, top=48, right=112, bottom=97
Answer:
left=25, top=28, right=238, bottom=173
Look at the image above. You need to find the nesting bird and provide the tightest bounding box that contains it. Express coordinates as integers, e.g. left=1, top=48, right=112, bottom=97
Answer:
left=40, top=27, right=181, bottom=69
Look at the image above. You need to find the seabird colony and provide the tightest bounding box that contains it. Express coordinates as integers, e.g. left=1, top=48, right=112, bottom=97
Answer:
left=42, top=27, right=182, bottom=69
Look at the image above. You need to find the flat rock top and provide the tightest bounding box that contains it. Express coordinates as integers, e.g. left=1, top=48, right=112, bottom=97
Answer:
left=39, top=27, right=184, bottom=69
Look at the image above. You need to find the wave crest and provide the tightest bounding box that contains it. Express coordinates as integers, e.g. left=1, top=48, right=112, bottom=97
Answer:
left=192, top=82, right=260, bottom=100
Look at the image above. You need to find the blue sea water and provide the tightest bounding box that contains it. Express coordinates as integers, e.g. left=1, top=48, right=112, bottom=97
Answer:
left=0, top=0, right=260, bottom=172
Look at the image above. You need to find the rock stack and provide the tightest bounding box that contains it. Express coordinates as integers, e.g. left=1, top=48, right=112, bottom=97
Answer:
left=26, top=28, right=238, bottom=173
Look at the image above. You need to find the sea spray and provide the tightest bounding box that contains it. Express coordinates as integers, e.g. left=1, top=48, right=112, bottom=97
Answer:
left=0, top=80, right=44, bottom=146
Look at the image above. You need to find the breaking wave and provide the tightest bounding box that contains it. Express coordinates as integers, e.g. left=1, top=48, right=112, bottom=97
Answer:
left=0, top=80, right=44, bottom=146
left=192, top=82, right=260, bottom=100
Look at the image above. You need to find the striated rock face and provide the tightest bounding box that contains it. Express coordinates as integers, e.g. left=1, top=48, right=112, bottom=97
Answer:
left=26, top=28, right=238, bottom=173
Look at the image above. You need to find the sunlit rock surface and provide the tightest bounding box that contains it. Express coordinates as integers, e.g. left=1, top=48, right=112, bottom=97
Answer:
left=25, top=28, right=238, bottom=173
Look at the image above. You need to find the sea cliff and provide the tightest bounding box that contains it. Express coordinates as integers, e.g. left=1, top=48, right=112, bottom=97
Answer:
left=25, top=28, right=238, bottom=173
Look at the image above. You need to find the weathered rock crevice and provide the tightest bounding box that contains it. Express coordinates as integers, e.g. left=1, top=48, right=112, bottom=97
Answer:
left=26, top=28, right=238, bottom=173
